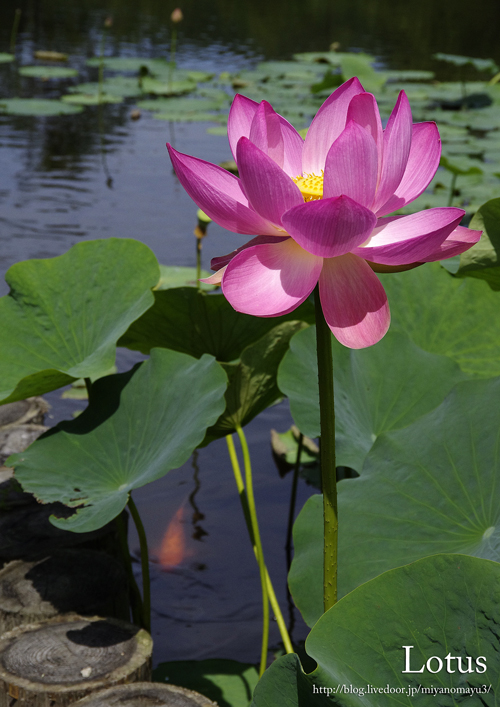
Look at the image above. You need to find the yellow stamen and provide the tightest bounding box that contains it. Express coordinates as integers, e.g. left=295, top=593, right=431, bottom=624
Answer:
left=293, top=171, right=324, bottom=202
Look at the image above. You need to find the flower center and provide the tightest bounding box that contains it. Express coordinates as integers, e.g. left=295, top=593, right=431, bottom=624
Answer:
left=293, top=172, right=324, bottom=202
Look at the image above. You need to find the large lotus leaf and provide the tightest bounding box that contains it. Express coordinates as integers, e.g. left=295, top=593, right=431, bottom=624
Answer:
left=19, top=65, right=78, bottom=78
left=154, top=659, right=259, bottom=707
left=456, top=198, right=500, bottom=289
left=119, top=287, right=314, bottom=363
left=255, top=555, right=500, bottom=706
left=10, top=348, right=227, bottom=533
left=290, top=376, right=500, bottom=627
left=0, top=239, right=159, bottom=404
left=278, top=327, right=465, bottom=470
left=0, top=98, right=83, bottom=115
left=204, top=321, right=307, bottom=442
left=379, top=262, right=500, bottom=377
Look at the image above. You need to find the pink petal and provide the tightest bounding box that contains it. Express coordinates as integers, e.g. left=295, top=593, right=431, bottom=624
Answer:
left=168, top=144, right=278, bottom=236
left=236, top=137, right=304, bottom=226
left=346, top=92, right=383, bottom=182
left=302, top=77, right=365, bottom=175
left=200, top=267, right=226, bottom=285
left=323, top=120, right=378, bottom=209
left=249, top=101, right=285, bottom=170
left=228, top=94, right=259, bottom=162
left=319, top=253, right=390, bottom=349
left=371, top=91, right=413, bottom=214
left=376, top=122, right=441, bottom=216
left=227, top=94, right=303, bottom=178
left=354, top=208, right=464, bottom=265
left=420, top=225, right=482, bottom=262
left=210, top=235, right=289, bottom=271
left=281, top=195, right=377, bottom=258
left=221, top=238, right=323, bottom=316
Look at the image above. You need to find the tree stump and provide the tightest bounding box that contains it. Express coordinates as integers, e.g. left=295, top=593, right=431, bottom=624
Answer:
left=73, top=682, right=218, bottom=706
left=0, top=614, right=152, bottom=707
left=0, top=398, right=49, bottom=467
left=0, top=550, right=130, bottom=634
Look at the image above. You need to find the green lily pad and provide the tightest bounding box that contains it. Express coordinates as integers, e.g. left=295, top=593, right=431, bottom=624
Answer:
left=292, top=51, right=345, bottom=65
left=154, top=659, right=259, bottom=707
left=207, top=126, right=228, bottom=136
left=257, top=555, right=500, bottom=705
left=86, top=56, right=170, bottom=73
left=0, top=239, right=159, bottom=404
left=439, top=154, right=483, bottom=176
left=19, top=65, right=78, bottom=79
left=141, top=77, right=195, bottom=96
left=339, top=54, right=387, bottom=92
left=456, top=197, right=500, bottom=289
left=119, top=287, right=314, bottom=363
left=0, top=53, right=14, bottom=63
left=384, top=69, right=435, bottom=81
left=278, top=328, right=465, bottom=471
left=0, top=98, right=83, bottom=116
left=434, top=53, right=498, bottom=73
left=290, top=375, right=500, bottom=626
left=61, top=93, right=123, bottom=105
left=9, top=348, right=227, bottom=533
left=155, top=265, right=215, bottom=291
left=153, top=111, right=222, bottom=122
left=379, top=262, right=500, bottom=378
left=205, top=321, right=306, bottom=441
left=137, top=97, right=225, bottom=113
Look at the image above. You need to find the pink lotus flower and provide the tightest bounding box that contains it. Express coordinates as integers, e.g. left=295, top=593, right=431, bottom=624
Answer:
left=167, top=77, right=481, bottom=348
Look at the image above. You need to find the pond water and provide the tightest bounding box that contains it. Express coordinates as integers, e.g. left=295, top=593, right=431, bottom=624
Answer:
left=1, top=0, right=500, bottom=668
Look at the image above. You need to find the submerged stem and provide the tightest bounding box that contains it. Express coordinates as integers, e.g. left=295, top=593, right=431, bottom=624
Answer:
left=314, top=284, right=338, bottom=612
left=115, top=512, right=144, bottom=627
left=127, top=494, right=151, bottom=633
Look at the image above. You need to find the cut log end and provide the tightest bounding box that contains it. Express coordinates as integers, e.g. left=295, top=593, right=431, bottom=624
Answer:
left=73, top=682, right=218, bottom=706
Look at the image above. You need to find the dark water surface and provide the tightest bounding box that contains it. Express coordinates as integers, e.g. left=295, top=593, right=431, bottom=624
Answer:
left=1, top=0, right=499, bottom=666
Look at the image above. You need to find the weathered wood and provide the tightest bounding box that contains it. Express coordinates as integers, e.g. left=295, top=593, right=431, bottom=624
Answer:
left=0, top=614, right=152, bottom=707
left=0, top=550, right=130, bottom=634
left=73, top=682, right=218, bottom=706
left=0, top=397, right=49, bottom=467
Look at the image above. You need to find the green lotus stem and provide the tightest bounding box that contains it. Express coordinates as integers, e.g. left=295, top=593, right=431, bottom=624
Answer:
left=314, top=284, right=338, bottom=612
left=226, top=434, right=294, bottom=656
left=10, top=8, right=21, bottom=54
left=196, top=237, right=202, bottom=289
left=448, top=173, right=457, bottom=207
left=285, top=432, right=303, bottom=569
left=127, top=494, right=151, bottom=633
left=115, top=511, right=145, bottom=627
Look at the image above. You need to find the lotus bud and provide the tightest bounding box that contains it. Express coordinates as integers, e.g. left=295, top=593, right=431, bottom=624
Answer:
left=171, top=8, right=183, bottom=23
left=104, top=16, right=113, bottom=28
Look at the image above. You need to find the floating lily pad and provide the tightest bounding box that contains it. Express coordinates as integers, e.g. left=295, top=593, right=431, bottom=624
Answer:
left=86, top=56, right=170, bottom=73
left=118, top=287, right=314, bottom=363
left=278, top=328, right=465, bottom=471
left=293, top=51, right=345, bottom=65
left=257, top=555, right=500, bottom=704
left=61, top=92, right=123, bottom=105
left=154, top=659, right=259, bottom=707
left=440, top=154, right=483, bottom=176
left=290, top=376, right=500, bottom=627
left=137, top=97, right=226, bottom=113
left=19, top=65, right=78, bottom=79
left=10, top=348, right=227, bottom=532
left=434, top=53, right=498, bottom=73
left=206, top=125, right=228, bottom=136
left=0, top=239, right=159, bottom=404
left=384, top=69, right=435, bottom=81
left=141, top=77, right=195, bottom=96
left=155, top=265, right=215, bottom=291
left=379, top=262, right=500, bottom=377
left=0, top=98, right=83, bottom=116
left=0, top=53, right=15, bottom=63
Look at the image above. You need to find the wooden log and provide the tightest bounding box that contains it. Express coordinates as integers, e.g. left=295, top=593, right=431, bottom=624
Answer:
left=0, top=550, right=130, bottom=634
left=73, top=682, right=218, bottom=706
left=0, top=614, right=152, bottom=707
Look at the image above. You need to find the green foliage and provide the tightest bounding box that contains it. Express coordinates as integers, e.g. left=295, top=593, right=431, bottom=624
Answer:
left=434, top=53, right=498, bottom=73
left=10, top=349, right=227, bottom=533
left=457, top=197, right=500, bottom=289
left=0, top=98, right=83, bottom=115
left=155, top=265, right=215, bottom=291
left=290, top=376, right=500, bottom=626
left=0, top=239, right=159, bottom=404
left=19, top=65, right=78, bottom=78
left=278, top=328, right=465, bottom=471
left=0, top=53, right=14, bottom=63
left=154, top=660, right=259, bottom=707
left=256, top=555, right=500, bottom=705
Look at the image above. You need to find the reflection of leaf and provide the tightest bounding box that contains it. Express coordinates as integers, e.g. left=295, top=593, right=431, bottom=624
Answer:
left=19, top=65, right=78, bottom=79
left=0, top=239, right=159, bottom=404
left=290, top=376, right=500, bottom=627
left=10, top=349, right=227, bottom=533
left=0, top=98, right=83, bottom=116
left=154, top=659, right=259, bottom=707
left=119, top=287, right=314, bottom=363
left=457, top=197, right=500, bottom=289
left=257, top=555, right=500, bottom=704
left=278, top=328, right=465, bottom=471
